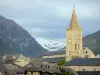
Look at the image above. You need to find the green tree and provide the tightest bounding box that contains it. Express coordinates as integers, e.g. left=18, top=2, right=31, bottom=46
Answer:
left=57, top=60, right=66, bottom=66
left=60, top=68, right=76, bottom=75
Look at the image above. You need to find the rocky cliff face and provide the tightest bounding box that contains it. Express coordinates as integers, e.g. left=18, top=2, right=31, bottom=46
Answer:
left=0, top=15, right=47, bottom=57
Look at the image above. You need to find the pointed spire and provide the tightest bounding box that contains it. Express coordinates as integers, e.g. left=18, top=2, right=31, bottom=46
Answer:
left=69, top=2, right=79, bottom=30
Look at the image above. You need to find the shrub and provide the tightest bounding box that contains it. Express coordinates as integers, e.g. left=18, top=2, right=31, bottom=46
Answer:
left=57, top=60, right=66, bottom=66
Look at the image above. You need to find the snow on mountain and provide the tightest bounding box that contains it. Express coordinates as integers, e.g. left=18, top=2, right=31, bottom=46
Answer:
left=35, top=37, right=66, bottom=51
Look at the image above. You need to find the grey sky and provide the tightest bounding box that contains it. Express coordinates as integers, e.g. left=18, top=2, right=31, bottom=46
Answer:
left=0, top=0, right=100, bottom=41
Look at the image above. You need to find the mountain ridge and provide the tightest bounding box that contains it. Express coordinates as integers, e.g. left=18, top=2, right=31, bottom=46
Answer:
left=83, top=30, right=100, bottom=55
left=0, top=14, right=100, bottom=56
left=36, top=30, right=100, bottom=55
left=0, top=15, right=47, bottom=57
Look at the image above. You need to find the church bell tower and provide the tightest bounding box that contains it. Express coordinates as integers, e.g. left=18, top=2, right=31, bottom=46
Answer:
left=66, top=5, right=83, bottom=61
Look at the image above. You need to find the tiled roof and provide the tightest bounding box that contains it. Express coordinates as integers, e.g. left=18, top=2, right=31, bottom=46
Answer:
left=64, top=58, right=100, bottom=66
left=31, top=57, right=43, bottom=63
left=23, top=62, right=41, bottom=72
left=23, top=62, right=60, bottom=73
left=0, top=57, right=8, bottom=72
left=83, top=47, right=88, bottom=50
left=4, top=63, right=25, bottom=73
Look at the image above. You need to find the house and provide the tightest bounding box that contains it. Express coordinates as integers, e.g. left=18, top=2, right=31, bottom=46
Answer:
left=3, top=54, right=30, bottom=67
left=23, top=62, right=61, bottom=75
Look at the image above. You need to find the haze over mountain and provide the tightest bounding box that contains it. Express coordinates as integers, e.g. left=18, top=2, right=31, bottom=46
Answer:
left=0, top=15, right=47, bottom=57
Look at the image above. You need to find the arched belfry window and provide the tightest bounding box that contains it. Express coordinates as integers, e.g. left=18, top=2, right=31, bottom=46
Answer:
left=78, top=44, right=80, bottom=50
left=75, top=44, right=77, bottom=50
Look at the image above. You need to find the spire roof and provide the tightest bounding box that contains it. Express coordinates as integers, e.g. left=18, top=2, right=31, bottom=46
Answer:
left=69, top=8, right=79, bottom=30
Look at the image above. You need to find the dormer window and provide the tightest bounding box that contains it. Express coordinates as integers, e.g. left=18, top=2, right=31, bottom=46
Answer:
left=41, top=65, right=43, bottom=68
left=48, top=66, right=49, bottom=69
left=86, top=51, right=87, bottom=54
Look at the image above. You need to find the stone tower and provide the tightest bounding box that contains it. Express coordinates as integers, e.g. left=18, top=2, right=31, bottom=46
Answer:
left=66, top=8, right=83, bottom=61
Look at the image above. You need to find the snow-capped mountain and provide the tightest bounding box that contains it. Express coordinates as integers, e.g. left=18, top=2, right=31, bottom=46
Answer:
left=35, top=37, right=66, bottom=51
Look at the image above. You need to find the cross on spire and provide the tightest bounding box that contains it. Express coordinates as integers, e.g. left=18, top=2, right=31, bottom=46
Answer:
left=73, top=0, right=75, bottom=10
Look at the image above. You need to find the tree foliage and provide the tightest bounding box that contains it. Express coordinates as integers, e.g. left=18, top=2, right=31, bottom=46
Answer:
left=61, top=70, right=76, bottom=75
left=57, top=60, right=66, bottom=66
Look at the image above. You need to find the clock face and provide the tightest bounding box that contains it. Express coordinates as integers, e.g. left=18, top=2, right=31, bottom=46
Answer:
left=68, top=40, right=71, bottom=42
left=67, top=40, right=71, bottom=44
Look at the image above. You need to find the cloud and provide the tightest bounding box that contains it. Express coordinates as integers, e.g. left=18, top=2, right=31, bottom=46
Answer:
left=0, top=0, right=100, bottom=40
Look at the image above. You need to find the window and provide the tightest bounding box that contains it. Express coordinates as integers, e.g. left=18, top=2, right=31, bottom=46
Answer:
left=41, top=65, right=43, bottom=68
left=86, top=51, right=88, bottom=54
left=83, top=69, right=85, bottom=71
left=31, top=71, right=33, bottom=74
left=94, top=68, right=96, bottom=71
left=75, top=44, right=77, bottom=50
left=78, top=44, right=80, bottom=50
left=24, top=70, right=27, bottom=74
left=79, top=39, right=81, bottom=42
left=48, top=66, right=49, bottom=69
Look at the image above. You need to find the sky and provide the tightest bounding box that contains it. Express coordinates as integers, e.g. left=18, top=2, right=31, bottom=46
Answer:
left=0, top=0, right=100, bottom=41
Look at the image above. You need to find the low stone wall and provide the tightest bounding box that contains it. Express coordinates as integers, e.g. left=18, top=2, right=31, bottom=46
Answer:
left=64, top=66, right=100, bottom=71
left=77, top=71, right=100, bottom=75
